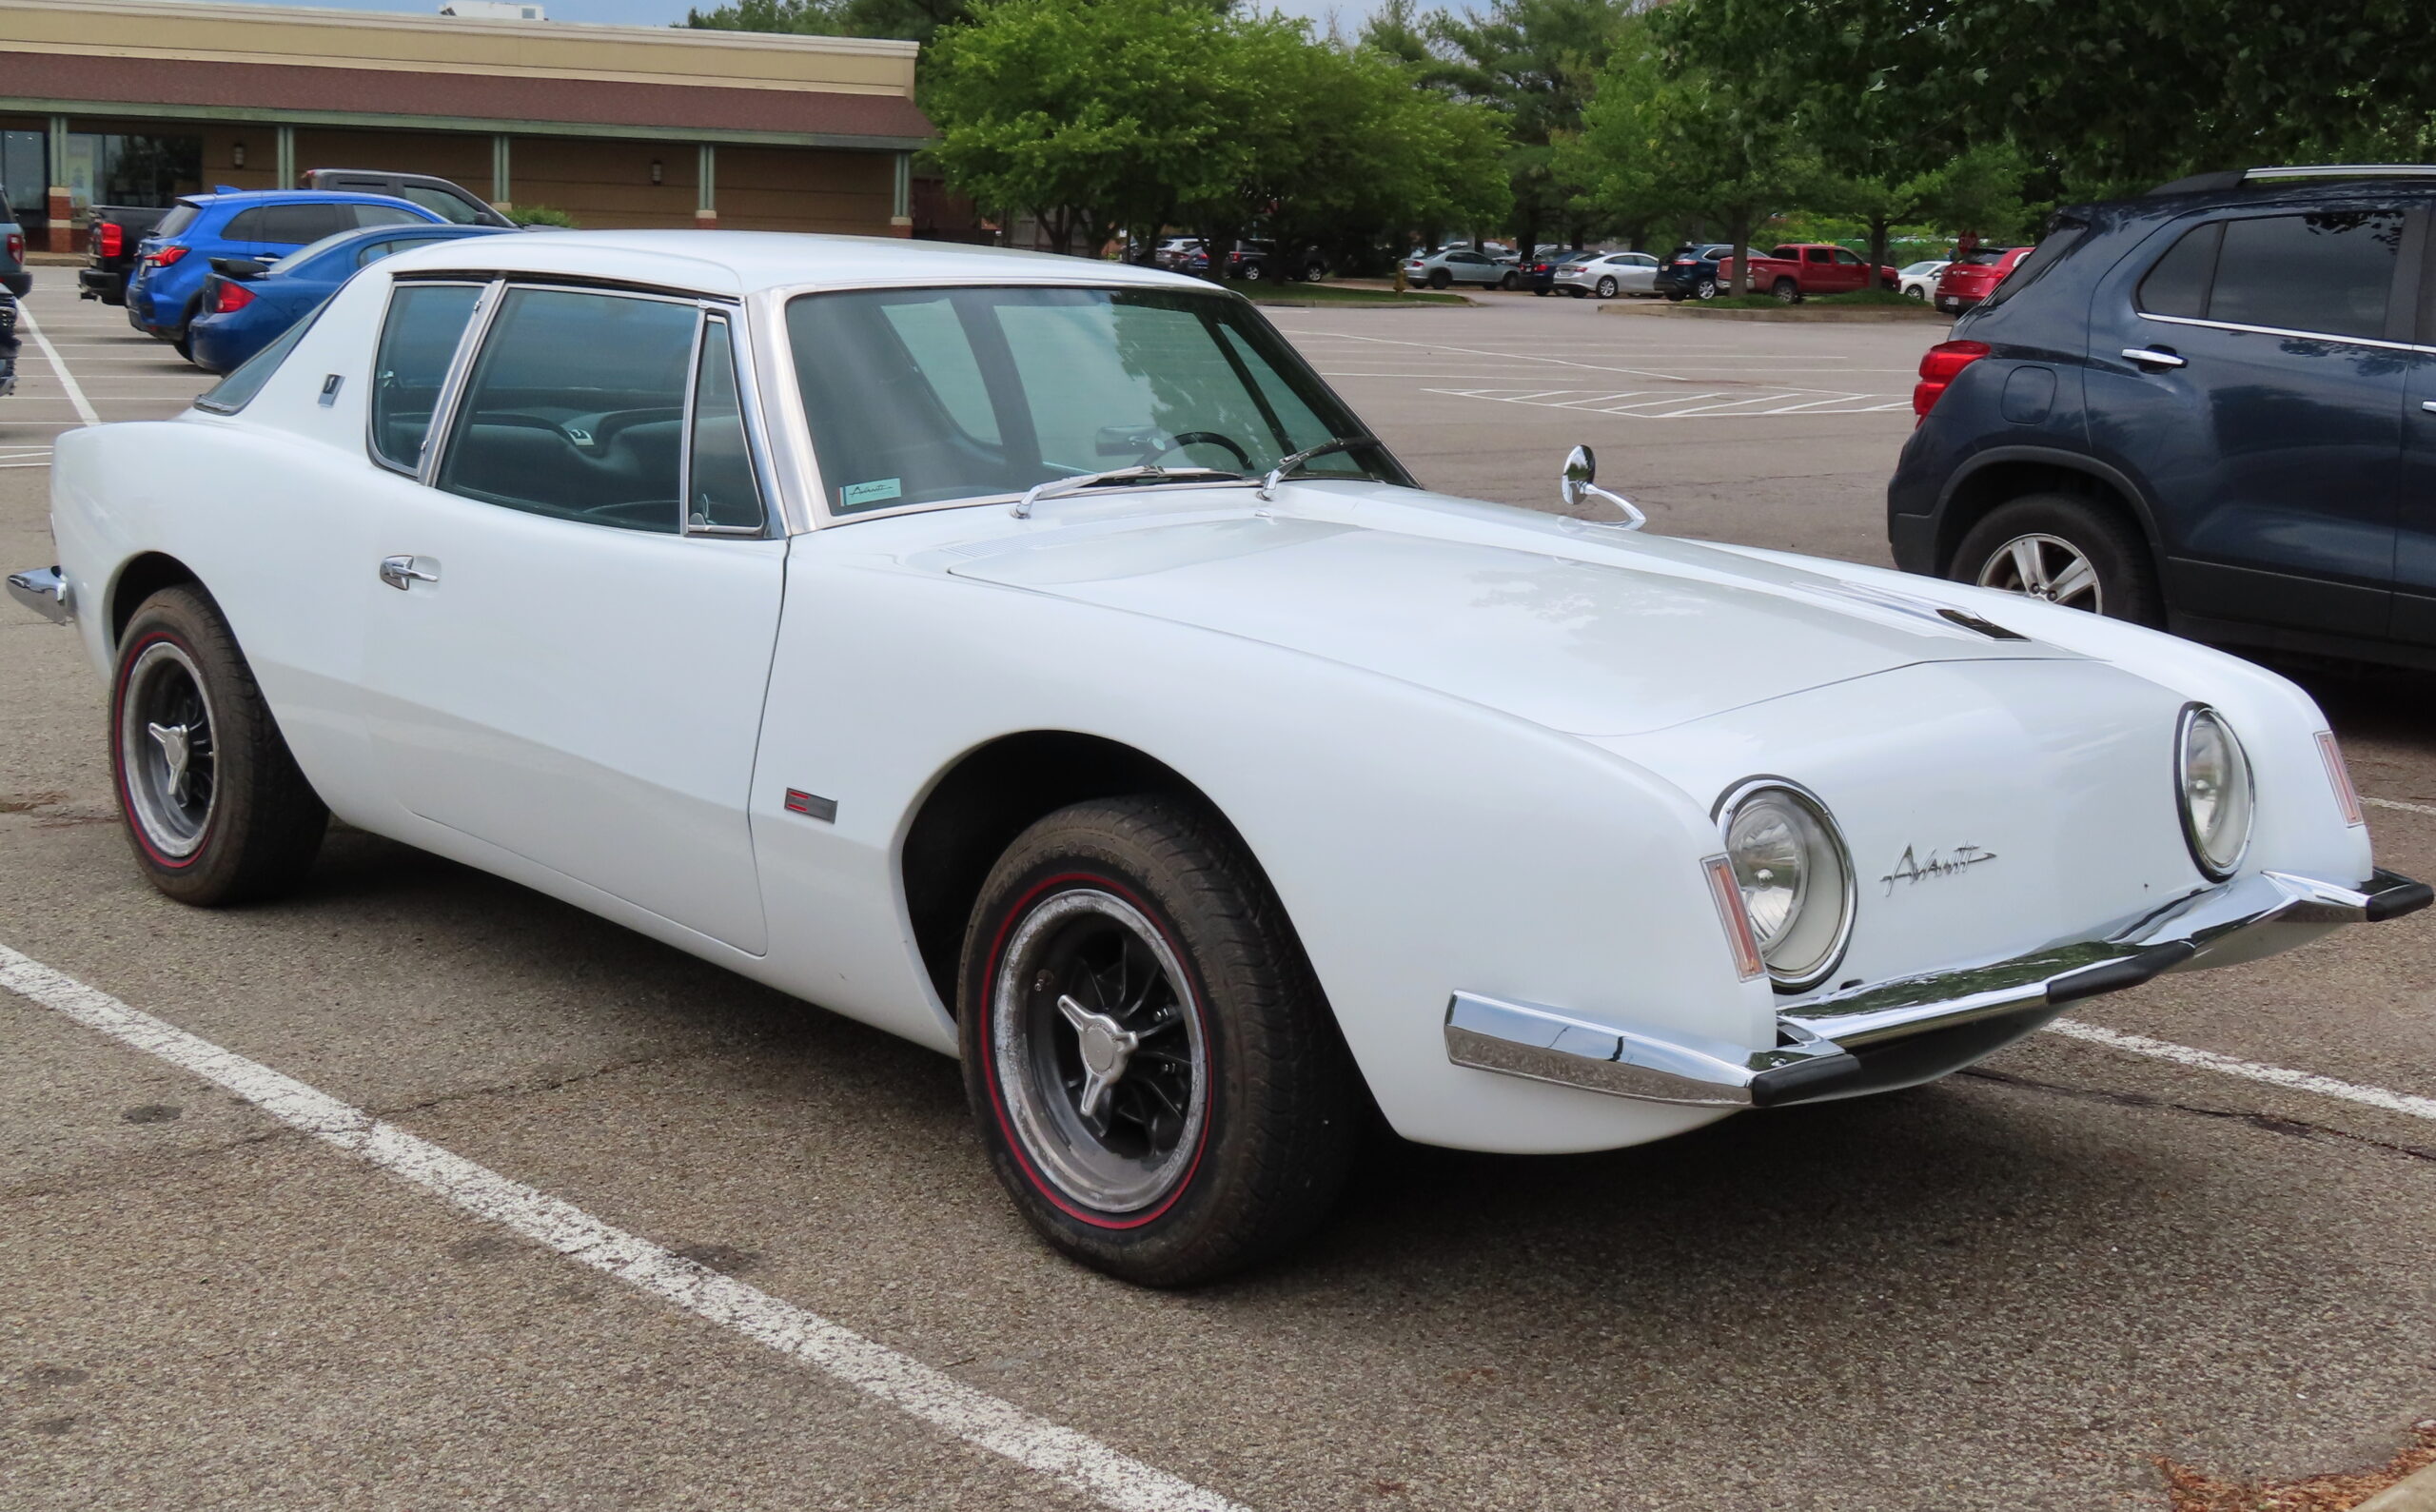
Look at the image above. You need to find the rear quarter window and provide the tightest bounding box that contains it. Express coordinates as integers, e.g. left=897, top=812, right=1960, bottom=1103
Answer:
left=1978, top=221, right=2088, bottom=310
left=155, top=204, right=199, bottom=238
left=193, top=304, right=324, bottom=414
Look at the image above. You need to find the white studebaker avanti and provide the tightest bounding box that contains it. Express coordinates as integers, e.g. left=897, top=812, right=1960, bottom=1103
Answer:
left=12, top=233, right=2426, bottom=1285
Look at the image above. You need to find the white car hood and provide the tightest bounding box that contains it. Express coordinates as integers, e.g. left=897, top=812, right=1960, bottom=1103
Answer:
left=942, top=494, right=2074, bottom=737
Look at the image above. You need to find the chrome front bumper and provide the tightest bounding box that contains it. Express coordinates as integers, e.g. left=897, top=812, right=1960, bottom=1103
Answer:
left=1445, top=867, right=2432, bottom=1109
left=7, top=565, right=70, bottom=624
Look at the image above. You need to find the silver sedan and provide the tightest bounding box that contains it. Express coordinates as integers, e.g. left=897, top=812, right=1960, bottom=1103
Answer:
left=1554, top=250, right=1660, bottom=299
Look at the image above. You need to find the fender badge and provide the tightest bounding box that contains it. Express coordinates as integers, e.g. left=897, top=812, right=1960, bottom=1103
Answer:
left=783, top=789, right=837, bottom=823
left=1881, top=844, right=1995, bottom=895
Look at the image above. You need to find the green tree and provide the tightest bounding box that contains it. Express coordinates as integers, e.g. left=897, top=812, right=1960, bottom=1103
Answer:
left=1565, top=31, right=1813, bottom=293
left=1655, top=0, right=2436, bottom=191
left=1422, top=0, right=1639, bottom=256
left=923, top=0, right=1252, bottom=257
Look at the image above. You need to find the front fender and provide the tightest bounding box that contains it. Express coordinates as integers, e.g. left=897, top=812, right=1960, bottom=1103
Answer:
left=753, top=549, right=1775, bottom=1153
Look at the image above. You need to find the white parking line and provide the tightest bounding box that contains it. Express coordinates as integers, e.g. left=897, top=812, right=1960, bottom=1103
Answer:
left=2364, top=795, right=2436, bottom=819
left=0, top=942, right=1247, bottom=1512
left=17, top=308, right=101, bottom=427
left=2045, top=1016, right=2436, bottom=1122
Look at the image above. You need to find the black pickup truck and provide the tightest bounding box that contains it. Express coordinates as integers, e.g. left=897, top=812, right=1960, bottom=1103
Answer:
left=79, top=204, right=171, bottom=306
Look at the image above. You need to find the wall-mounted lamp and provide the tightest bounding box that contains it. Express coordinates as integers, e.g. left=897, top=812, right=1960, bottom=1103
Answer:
left=231, top=141, right=246, bottom=169
left=649, top=158, right=663, bottom=186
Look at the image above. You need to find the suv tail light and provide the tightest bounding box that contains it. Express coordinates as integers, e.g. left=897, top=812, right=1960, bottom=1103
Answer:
left=5, top=230, right=20, bottom=263
left=208, top=279, right=254, bottom=314
left=149, top=245, right=188, bottom=267
left=1913, top=340, right=1990, bottom=421
left=97, top=222, right=121, bottom=258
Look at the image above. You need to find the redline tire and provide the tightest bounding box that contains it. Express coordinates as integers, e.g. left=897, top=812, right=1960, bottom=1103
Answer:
left=110, top=585, right=327, bottom=905
left=958, top=796, right=1359, bottom=1286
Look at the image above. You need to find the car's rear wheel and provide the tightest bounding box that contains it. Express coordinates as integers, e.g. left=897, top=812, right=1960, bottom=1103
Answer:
left=1951, top=494, right=2164, bottom=627
left=1595, top=276, right=1618, bottom=298
left=959, top=795, right=1359, bottom=1287
left=1772, top=278, right=1802, bottom=304
left=1695, top=277, right=1719, bottom=301
left=111, top=585, right=327, bottom=905
left=1427, top=268, right=1451, bottom=290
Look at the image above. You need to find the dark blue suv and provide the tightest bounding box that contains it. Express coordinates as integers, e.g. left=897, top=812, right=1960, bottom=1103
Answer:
left=1890, top=166, right=2436, bottom=668
left=127, top=189, right=443, bottom=357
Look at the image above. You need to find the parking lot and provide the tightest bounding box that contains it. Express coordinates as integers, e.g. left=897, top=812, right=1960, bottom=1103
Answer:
left=7, top=281, right=2436, bottom=1510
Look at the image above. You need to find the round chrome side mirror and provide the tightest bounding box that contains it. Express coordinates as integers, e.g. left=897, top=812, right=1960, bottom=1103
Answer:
left=1561, top=444, right=1597, bottom=509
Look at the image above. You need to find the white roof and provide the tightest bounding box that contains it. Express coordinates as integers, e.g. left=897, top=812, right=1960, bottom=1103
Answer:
left=376, top=230, right=1208, bottom=297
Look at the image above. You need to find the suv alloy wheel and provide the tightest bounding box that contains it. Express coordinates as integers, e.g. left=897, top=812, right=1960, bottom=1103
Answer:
left=1950, top=493, right=2164, bottom=627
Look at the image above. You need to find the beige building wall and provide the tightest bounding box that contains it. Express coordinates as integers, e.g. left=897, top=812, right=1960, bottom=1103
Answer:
left=716, top=146, right=892, bottom=233
left=508, top=136, right=700, bottom=228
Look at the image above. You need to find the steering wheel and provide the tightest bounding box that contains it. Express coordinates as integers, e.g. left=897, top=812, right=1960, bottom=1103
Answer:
left=1156, top=430, right=1253, bottom=470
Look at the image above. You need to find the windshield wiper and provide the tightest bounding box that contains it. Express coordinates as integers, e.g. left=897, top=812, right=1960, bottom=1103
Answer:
left=1011, top=464, right=1242, bottom=519
left=1257, top=436, right=1380, bottom=500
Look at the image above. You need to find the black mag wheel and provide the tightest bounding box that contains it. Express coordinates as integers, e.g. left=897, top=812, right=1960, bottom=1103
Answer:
left=110, top=585, right=327, bottom=905
left=959, top=796, right=1360, bottom=1287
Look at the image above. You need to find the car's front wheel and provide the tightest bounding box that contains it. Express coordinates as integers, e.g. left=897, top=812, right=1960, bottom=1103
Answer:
left=111, top=585, right=328, bottom=904
left=1500, top=271, right=1518, bottom=290
left=1904, top=285, right=1927, bottom=301
left=959, top=795, right=1359, bottom=1287
left=1951, top=494, right=2164, bottom=627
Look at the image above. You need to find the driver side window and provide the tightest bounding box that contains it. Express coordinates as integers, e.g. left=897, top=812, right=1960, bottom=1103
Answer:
left=435, top=287, right=700, bottom=534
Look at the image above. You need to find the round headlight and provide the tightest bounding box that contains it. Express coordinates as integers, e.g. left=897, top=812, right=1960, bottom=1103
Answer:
left=2177, top=705, right=2253, bottom=879
left=1719, top=781, right=1855, bottom=991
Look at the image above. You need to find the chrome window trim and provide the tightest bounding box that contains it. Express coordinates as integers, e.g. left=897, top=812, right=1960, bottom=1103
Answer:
left=362, top=278, right=492, bottom=469
left=2135, top=309, right=2433, bottom=355
left=759, top=278, right=1412, bottom=529
left=405, top=277, right=506, bottom=487
left=417, top=281, right=777, bottom=543
left=682, top=308, right=776, bottom=539
left=673, top=306, right=708, bottom=536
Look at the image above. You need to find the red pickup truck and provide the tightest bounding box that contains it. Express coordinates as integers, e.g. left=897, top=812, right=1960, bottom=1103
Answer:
left=1715, top=243, right=1900, bottom=302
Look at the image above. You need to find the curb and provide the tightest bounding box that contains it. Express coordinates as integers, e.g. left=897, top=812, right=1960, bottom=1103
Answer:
left=1602, top=302, right=1948, bottom=323
left=2358, top=1457, right=2436, bottom=1512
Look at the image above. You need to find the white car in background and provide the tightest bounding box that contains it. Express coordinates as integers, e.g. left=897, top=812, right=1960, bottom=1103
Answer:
left=1898, top=259, right=1952, bottom=300
left=14, top=232, right=2427, bottom=1286
left=1554, top=249, right=1661, bottom=298
left=1404, top=246, right=1513, bottom=289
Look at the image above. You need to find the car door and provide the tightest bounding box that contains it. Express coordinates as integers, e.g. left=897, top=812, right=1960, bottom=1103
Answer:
left=2082, top=206, right=2411, bottom=640
left=1617, top=253, right=1658, bottom=293
left=359, top=280, right=784, bottom=952
left=1828, top=246, right=1873, bottom=293
left=2387, top=212, right=2436, bottom=643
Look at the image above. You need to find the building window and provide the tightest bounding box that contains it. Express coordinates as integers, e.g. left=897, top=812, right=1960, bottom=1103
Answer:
left=64, top=133, right=204, bottom=211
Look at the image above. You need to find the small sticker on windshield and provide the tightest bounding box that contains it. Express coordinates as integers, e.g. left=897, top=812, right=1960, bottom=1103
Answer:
left=841, top=478, right=903, bottom=508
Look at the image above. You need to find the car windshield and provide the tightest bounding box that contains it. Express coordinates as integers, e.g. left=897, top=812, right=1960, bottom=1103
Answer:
left=787, top=285, right=1405, bottom=516
left=1900, top=260, right=1944, bottom=274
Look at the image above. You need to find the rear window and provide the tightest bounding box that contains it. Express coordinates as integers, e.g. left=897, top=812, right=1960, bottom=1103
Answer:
left=2137, top=210, right=2404, bottom=341
left=1978, top=222, right=2087, bottom=311
left=155, top=204, right=199, bottom=239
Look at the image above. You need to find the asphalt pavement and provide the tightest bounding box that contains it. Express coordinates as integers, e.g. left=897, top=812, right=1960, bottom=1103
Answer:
left=5, top=280, right=2434, bottom=1512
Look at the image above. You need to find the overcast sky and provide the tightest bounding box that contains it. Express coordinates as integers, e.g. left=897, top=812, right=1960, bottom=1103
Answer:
left=214, top=0, right=1363, bottom=30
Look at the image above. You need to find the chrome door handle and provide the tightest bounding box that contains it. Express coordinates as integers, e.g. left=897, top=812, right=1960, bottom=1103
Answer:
left=379, top=555, right=438, bottom=590
left=2422, top=401, right=2436, bottom=414
left=2121, top=346, right=2188, bottom=370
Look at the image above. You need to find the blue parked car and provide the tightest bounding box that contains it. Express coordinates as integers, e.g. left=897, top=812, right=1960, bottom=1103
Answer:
left=127, top=189, right=446, bottom=357
left=1890, top=164, right=2436, bottom=667
left=1650, top=243, right=1739, bottom=301
left=187, top=222, right=512, bottom=374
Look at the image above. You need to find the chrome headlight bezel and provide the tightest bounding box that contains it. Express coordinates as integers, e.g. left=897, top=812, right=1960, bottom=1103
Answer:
left=2175, top=704, right=2254, bottom=880
left=1714, top=777, right=1856, bottom=994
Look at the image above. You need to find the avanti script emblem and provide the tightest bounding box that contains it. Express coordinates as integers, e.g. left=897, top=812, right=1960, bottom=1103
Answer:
left=1880, top=844, right=1997, bottom=896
